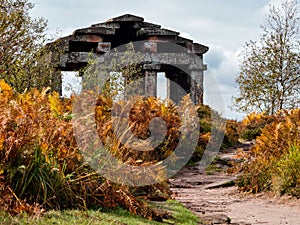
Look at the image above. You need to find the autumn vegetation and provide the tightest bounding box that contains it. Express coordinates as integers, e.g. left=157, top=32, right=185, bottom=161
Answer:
left=0, top=0, right=227, bottom=220
left=0, top=80, right=177, bottom=219
left=236, top=109, right=300, bottom=196
left=0, top=78, right=233, bottom=220
left=233, top=0, right=300, bottom=197
left=0, top=0, right=299, bottom=223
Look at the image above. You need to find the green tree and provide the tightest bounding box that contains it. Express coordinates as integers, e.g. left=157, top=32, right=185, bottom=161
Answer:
left=0, top=0, right=59, bottom=92
left=234, top=0, right=300, bottom=115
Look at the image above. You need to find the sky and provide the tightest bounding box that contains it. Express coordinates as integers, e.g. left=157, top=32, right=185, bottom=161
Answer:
left=29, top=0, right=287, bottom=120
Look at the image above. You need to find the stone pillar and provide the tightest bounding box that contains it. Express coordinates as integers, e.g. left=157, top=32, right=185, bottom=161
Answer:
left=166, top=77, right=171, bottom=100
left=52, top=69, right=62, bottom=96
left=144, top=70, right=157, bottom=97
left=143, top=63, right=160, bottom=97
left=166, top=71, right=187, bottom=104
left=190, top=69, right=204, bottom=105
left=166, top=75, right=180, bottom=103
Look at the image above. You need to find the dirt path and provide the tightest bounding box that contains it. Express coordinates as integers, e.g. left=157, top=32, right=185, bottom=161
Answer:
left=169, top=145, right=300, bottom=225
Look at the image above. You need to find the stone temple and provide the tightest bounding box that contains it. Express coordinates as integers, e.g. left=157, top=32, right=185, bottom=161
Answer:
left=49, top=14, right=208, bottom=104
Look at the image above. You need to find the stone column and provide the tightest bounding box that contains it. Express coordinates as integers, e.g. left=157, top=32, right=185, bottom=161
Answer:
left=166, top=71, right=187, bottom=104
left=190, top=69, right=204, bottom=105
left=144, top=70, right=157, bottom=97
left=52, top=69, right=63, bottom=96
left=166, top=75, right=180, bottom=103
left=143, top=63, right=160, bottom=97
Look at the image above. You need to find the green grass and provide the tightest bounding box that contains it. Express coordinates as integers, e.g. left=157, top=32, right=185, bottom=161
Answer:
left=0, top=200, right=201, bottom=225
left=205, top=163, right=223, bottom=175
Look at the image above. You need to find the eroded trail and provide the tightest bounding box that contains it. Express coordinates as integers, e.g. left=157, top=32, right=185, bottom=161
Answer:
left=169, top=145, right=300, bottom=225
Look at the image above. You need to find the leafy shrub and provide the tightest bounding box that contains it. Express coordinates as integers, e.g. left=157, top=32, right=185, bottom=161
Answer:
left=197, top=104, right=212, bottom=133
left=273, top=143, right=300, bottom=196
left=223, top=120, right=239, bottom=148
left=238, top=112, right=275, bottom=140
left=237, top=109, right=300, bottom=195
left=190, top=133, right=210, bottom=162
left=190, top=105, right=239, bottom=163
left=236, top=157, right=273, bottom=193
left=188, top=105, right=213, bottom=163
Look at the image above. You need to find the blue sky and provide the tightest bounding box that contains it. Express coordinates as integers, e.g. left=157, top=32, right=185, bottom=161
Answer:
left=30, top=0, right=287, bottom=120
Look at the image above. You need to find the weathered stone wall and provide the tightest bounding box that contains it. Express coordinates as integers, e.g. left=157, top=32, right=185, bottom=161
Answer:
left=49, top=14, right=208, bottom=104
